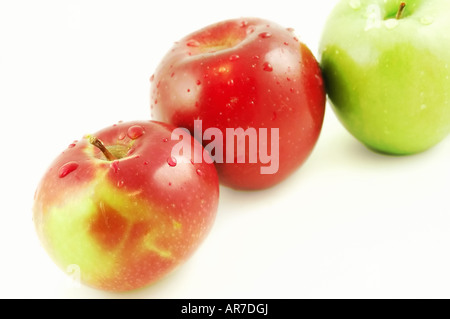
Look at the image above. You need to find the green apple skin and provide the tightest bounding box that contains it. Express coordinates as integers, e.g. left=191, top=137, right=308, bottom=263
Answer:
left=320, top=0, right=450, bottom=155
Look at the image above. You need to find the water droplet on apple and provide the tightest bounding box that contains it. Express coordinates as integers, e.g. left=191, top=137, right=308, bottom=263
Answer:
left=258, top=32, right=272, bottom=39
left=246, top=25, right=255, bottom=35
left=384, top=19, right=398, bottom=30
left=227, top=79, right=234, bottom=87
left=263, top=62, right=273, bottom=72
left=196, top=80, right=202, bottom=85
left=150, top=74, right=155, bottom=82
left=117, top=180, right=124, bottom=188
left=111, top=161, right=120, bottom=173
left=240, top=21, right=248, bottom=28
left=420, top=16, right=434, bottom=25
left=229, top=55, right=240, bottom=62
left=271, top=112, right=277, bottom=121
left=127, top=148, right=136, bottom=156
left=127, top=125, right=145, bottom=140
left=420, top=104, right=427, bottom=110
left=364, top=4, right=382, bottom=31
left=186, top=39, right=200, bottom=47
left=144, top=161, right=149, bottom=166
left=163, top=138, right=168, bottom=142
left=68, top=143, right=76, bottom=149
left=118, top=132, right=126, bottom=140
left=348, top=0, right=361, bottom=9
left=315, top=74, right=323, bottom=87
left=218, top=66, right=229, bottom=73
left=196, top=169, right=204, bottom=176
left=167, top=157, right=177, bottom=167
left=58, top=162, right=79, bottom=178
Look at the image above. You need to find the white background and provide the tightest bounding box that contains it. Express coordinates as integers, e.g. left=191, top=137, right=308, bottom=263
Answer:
left=1, top=0, right=449, bottom=299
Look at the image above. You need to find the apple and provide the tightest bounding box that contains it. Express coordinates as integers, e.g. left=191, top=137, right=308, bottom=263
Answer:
left=320, top=0, right=450, bottom=155
left=151, top=17, right=326, bottom=190
left=33, top=121, right=219, bottom=292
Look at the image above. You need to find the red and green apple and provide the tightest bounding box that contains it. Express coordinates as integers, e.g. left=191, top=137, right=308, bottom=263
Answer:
left=33, top=121, right=219, bottom=292
left=320, top=0, right=450, bottom=154
left=151, top=17, right=326, bottom=190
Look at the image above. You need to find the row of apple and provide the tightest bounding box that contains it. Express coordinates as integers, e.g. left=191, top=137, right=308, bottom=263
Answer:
left=32, top=0, right=450, bottom=292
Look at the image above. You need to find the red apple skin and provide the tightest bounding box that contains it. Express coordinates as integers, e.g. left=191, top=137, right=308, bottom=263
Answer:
left=151, top=18, right=326, bottom=190
left=33, top=121, right=219, bottom=292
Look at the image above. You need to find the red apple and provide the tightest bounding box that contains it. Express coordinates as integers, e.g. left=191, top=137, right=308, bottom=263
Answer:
left=33, top=121, right=219, bottom=292
left=151, top=18, right=326, bottom=190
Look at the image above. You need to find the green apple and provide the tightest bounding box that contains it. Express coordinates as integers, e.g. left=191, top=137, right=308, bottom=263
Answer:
left=320, top=0, right=450, bottom=154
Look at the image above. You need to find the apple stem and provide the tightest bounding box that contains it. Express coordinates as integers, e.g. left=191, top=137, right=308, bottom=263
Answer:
left=396, top=2, right=406, bottom=20
left=89, top=136, right=117, bottom=161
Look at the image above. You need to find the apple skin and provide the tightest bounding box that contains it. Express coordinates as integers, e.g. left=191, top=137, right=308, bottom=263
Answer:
left=151, top=18, right=326, bottom=190
left=33, top=121, right=219, bottom=292
left=320, top=0, right=450, bottom=155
